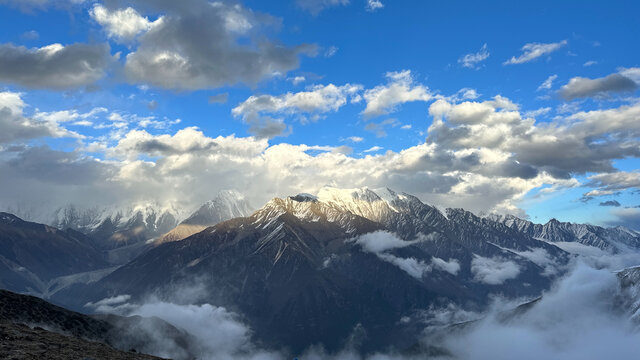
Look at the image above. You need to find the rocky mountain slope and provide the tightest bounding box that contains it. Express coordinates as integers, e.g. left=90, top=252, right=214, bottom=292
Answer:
left=55, top=187, right=588, bottom=354
left=0, top=289, right=194, bottom=359
left=490, top=214, right=640, bottom=252
left=0, top=212, right=109, bottom=295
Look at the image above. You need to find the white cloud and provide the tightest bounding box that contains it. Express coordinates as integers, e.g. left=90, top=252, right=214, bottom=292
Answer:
left=363, top=146, right=383, bottom=153
left=458, top=44, right=490, bottom=69
left=90, top=4, right=162, bottom=41
left=524, top=107, right=551, bottom=118
left=514, top=248, right=561, bottom=276
left=443, top=262, right=640, bottom=360
left=362, top=70, right=433, bottom=118
left=504, top=40, right=567, bottom=65
left=584, top=171, right=640, bottom=197
left=346, top=136, right=364, bottom=143
left=431, top=257, right=461, bottom=275
left=2, top=89, right=640, bottom=224
left=122, top=2, right=315, bottom=90
left=471, top=255, right=520, bottom=285
left=288, top=76, right=306, bottom=85
left=353, top=231, right=434, bottom=279
left=0, top=91, right=81, bottom=144
left=619, top=67, right=640, bottom=83
left=537, top=74, right=558, bottom=91
left=584, top=60, right=597, bottom=67
left=232, top=83, right=362, bottom=138
left=365, top=0, right=383, bottom=12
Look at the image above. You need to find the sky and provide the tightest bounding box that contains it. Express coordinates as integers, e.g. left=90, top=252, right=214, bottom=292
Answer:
left=0, top=0, right=638, bottom=228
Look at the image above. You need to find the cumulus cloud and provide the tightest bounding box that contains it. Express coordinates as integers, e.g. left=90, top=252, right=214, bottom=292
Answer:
left=559, top=73, right=638, bottom=100
left=232, top=83, right=362, bottom=138
left=428, top=96, right=640, bottom=179
left=471, top=255, right=520, bottom=285
left=504, top=40, right=567, bottom=65
left=2, top=88, right=639, bottom=223
left=121, top=1, right=315, bottom=90
left=0, top=91, right=81, bottom=144
left=362, top=70, right=433, bottom=118
left=0, top=42, right=112, bottom=89
left=458, top=44, right=490, bottom=69
left=90, top=4, right=162, bottom=41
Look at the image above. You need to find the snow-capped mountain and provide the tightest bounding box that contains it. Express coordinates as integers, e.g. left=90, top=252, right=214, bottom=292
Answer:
left=34, top=203, right=182, bottom=265
left=490, top=214, right=640, bottom=252
left=56, top=186, right=579, bottom=353
left=158, top=190, right=253, bottom=243
left=4, top=186, right=640, bottom=355
left=50, top=203, right=182, bottom=244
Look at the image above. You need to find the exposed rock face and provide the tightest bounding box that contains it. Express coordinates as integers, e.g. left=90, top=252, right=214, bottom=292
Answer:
left=57, top=187, right=578, bottom=354
left=4, top=186, right=639, bottom=356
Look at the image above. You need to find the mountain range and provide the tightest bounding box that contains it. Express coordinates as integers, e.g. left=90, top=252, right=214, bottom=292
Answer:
left=1, top=186, right=640, bottom=356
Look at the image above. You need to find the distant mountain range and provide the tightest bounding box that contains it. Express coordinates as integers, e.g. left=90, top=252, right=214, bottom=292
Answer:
left=1, top=186, right=640, bottom=355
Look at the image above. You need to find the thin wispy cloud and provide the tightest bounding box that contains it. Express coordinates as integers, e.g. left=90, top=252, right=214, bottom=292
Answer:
left=504, top=40, right=568, bottom=64
left=458, top=44, right=490, bottom=69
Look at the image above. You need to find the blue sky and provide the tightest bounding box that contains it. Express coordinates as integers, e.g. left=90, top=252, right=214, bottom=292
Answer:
left=0, top=0, right=638, bottom=228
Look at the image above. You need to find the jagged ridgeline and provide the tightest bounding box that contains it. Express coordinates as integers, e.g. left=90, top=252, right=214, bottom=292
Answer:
left=1, top=187, right=640, bottom=356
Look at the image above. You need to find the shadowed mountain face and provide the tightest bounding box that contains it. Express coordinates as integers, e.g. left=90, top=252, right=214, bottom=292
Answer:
left=55, top=187, right=584, bottom=354
left=0, top=212, right=109, bottom=295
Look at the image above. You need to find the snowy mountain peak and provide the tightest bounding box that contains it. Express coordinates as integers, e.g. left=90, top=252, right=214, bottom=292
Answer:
left=157, top=190, right=253, bottom=244
left=182, top=190, right=253, bottom=226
